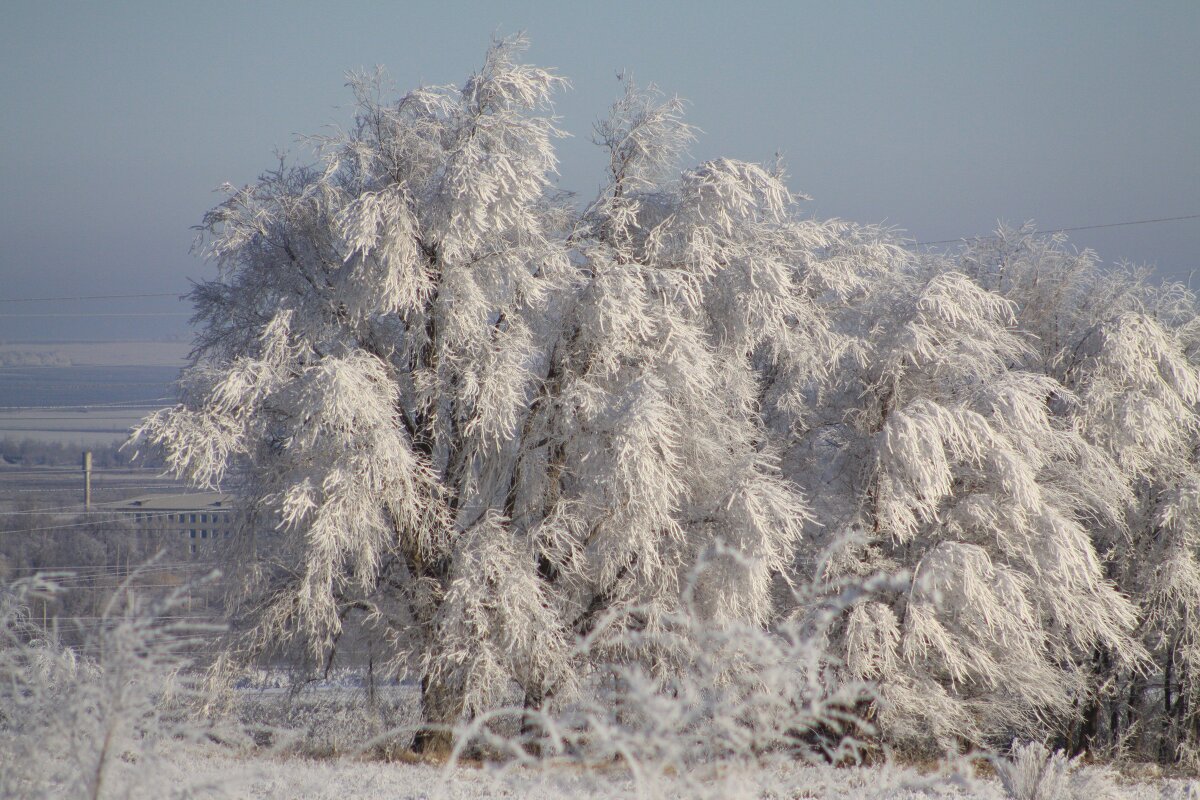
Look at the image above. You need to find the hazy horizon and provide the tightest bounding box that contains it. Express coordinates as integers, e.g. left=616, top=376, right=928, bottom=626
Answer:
left=2, top=1, right=1197, bottom=343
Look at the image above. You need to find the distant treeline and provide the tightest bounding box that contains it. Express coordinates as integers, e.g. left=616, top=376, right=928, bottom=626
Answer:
left=0, top=438, right=164, bottom=468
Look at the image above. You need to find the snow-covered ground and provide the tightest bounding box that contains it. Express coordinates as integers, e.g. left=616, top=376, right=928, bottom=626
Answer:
left=0, top=407, right=159, bottom=445
left=147, top=747, right=1200, bottom=799
left=0, top=342, right=185, bottom=444
left=0, top=341, right=189, bottom=367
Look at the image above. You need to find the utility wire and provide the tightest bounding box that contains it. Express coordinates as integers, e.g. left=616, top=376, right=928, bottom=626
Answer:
left=25, top=483, right=192, bottom=490
left=0, top=498, right=242, bottom=532
left=0, top=364, right=178, bottom=369
left=6, top=561, right=213, bottom=574
left=0, top=484, right=191, bottom=494
left=0, top=493, right=230, bottom=515
left=0, top=467, right=169, bottom=474
left=62, top=615, right=226, bottom=624
left=0, top=212, right=1192, bottom=298
left=40, top=580, right=222, bottom=591
left=1, top=418, right=153, bottom=424
left=0, top=312, right=190, bottom=318
left=0, top=397, right=174, bottom=411
left=0, top=510, right=188, bottom=534
left=912, top=213, right=1200, bottom=247
left=0, top=292, right=184, bottom=303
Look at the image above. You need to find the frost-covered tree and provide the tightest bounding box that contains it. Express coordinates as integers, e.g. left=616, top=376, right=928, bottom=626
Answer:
left=790, top=252, right=1145, bottom=751
left=133, top=38, right=869, bottom=752
left=957, top=227, right=1200, bottom=760
left=132, top=37, right=1196, bottom=765
left=511, top=82, right=846, bottom=661
left=137, top=38, right=576, bottom=749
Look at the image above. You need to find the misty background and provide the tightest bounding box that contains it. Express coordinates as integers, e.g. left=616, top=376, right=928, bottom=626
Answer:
left=1, top=0, right=1197, bottom=343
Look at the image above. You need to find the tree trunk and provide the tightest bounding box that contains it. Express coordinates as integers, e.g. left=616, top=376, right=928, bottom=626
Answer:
left=520, top=686, right=544, bottom=756
left=412, top=674, right=464, bottom=757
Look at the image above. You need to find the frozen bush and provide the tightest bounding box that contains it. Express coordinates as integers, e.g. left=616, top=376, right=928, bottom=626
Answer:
left=0, top=569, right=240, bottom=799
left=996, top=742, right=1072, bottom=800
left=995, top=741, right=1118, bottom=800
left=448, top=547, right=896, bottom=799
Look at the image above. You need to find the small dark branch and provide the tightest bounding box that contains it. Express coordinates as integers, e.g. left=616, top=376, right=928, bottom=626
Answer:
left=536, top=554, right=558, bottom=584
left=571, top=565, right=630, bottom=636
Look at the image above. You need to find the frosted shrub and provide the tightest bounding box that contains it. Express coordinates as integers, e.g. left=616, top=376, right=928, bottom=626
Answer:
left=996, top=742, right=1073, bottom=800
left=0, top=571, right=233, bottom=799
left=995, top=741, right=1118, bottom=800
left=792, top=258, right=1146, bottom=751
left=448, top=548, right=891, bottom=799
left=958, top=228, right=1200, bottom=759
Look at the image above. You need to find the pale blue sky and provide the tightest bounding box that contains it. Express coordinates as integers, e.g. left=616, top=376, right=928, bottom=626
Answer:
left=1, top=1, right=1196, bottom=340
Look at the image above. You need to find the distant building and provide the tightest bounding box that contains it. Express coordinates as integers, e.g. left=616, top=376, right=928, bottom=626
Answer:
left=109, top=492, right=236, bottom=554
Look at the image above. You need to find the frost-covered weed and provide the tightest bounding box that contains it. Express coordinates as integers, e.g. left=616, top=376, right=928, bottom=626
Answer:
left=994, top=741, right=1119, bottom=800
left=442, top=547, right=898, bottom=799
left=996, top=743, right=1073, bottom=800
left=0, top=570, right=240, bottom=799
left=235, top=682, right=421, bottom=756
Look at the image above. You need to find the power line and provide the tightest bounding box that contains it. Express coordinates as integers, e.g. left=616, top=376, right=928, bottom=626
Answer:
left=0, top=417, right=155, bottom=423
left=0, top=363, right=177, bottom=369
left=0, top=369, right=176, bottom=374
left=6, top=561, right=213, bottom=574
left=0, top=493, right=229, bottom=516
left=0, top=503, right=134, bottom=516
left=0, top=483, right=172, bottom=490
left=912, top=213, right=1200, bottom=247
left=40, top=581, right=224, bottom=591
left=61, top=616, right=223, bottom=622
left=41, top=579, right=212, bottom=591
left=0, top=312, right=190, bottom=318
left=0, top=466, right=168, bottom=475
left=43, top=571, right=223, bottom=585
left=0, top=292, right=184, bottom=303
left=0, top=397, right=174, bottom=411
left=0, top=510, right=190, bottom=534
left=0, top=483, right=187, bottom=493
left=0, top=211, right=1192, bottom=309
left=0, top=475, right=177, bottom=481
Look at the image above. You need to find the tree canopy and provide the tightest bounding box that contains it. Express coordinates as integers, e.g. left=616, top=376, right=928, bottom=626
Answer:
left=135, top=37, right=1200, bottom=762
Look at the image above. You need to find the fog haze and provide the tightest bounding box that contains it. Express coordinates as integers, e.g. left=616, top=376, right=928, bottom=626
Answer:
left=2, top=0, right=1196, bottom=341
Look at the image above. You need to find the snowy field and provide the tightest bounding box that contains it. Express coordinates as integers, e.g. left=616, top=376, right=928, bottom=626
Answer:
left=0, top=341, right=189, bottom=368
left=73, top=682, right=1200, bottom=800
left=126, top=747, right=1200, bottom=799
left=0, top=407, right=163, bottom=445
left=0, top=341, right=185, bottom=445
